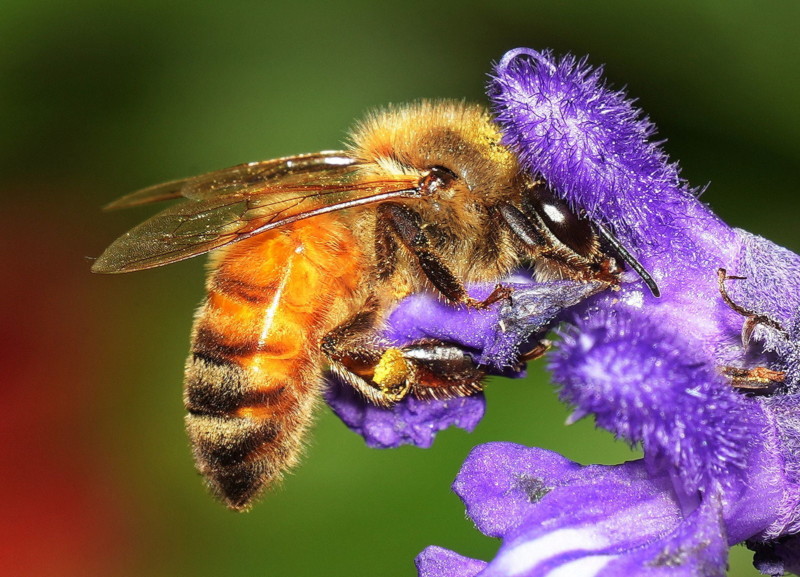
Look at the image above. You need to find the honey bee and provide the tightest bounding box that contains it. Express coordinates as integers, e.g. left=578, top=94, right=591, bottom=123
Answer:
left=93, top=100, right=657, bottom=511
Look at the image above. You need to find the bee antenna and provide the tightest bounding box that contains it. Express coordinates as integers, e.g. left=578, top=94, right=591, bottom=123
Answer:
left=595, top=222, right=660, bottom=298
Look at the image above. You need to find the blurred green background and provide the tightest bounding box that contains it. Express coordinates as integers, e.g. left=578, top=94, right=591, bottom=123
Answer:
left=2, top=1, right=798, bottom=576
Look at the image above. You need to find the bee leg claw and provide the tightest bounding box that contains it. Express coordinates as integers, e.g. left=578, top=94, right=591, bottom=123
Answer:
left=466, top=284, right=513, bottom=309
left=517, top=340, right=551, bottom=366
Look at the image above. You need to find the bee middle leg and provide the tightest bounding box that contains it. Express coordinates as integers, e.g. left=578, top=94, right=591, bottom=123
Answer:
left=321, top=304, right=485, bottom=407
left=376, top=203, right=510, bottom=309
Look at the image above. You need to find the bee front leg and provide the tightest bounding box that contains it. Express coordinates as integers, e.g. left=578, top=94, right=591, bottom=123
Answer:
left=716, top=269, right=788, bottom=392
left=721, top=366, right=785, bottom=393
left=377, top=203, right=508, bottom=309
left=717, top=268, right=786, bottom=346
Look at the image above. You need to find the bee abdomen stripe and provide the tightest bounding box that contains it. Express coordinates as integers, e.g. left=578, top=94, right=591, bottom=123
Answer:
left=186, top=413, right=280, bottom=470
left=185, top=353, right=287, bottom=415
left=193, top=326, right=261, bottom=360
left=211, top=276, right=280, bottom=305
left=193, top=325, right=306, bottom=364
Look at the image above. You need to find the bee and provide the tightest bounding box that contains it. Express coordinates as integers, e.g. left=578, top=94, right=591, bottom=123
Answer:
left=93, top=100, right=657, bottom=511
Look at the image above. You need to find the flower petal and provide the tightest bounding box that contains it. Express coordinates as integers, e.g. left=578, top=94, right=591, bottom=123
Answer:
left=479, top=280, right=604, bottom=371
left=459, top=446, right=725, bottom=577
left=599, top=494, right=728, bottom=577
left=416, top=546, right=488, bottom=577
left=383, top=275, right=601, bottom=374
left=445, top=441, right=790, bottom=577
left=325, top=374, right=485, bottom=448
left=453, top=443, right=582, bottom=538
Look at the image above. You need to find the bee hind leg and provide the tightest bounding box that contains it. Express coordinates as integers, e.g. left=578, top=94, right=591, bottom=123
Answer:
left=327, top=341, right=486, bottom=406
left=322, top=309, right=485, bottom=407
left=377, top=342, right=486, bottom=401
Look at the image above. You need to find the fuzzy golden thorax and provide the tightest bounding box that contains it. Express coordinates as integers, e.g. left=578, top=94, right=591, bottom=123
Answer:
left=348, top=100, right=525, bottom=282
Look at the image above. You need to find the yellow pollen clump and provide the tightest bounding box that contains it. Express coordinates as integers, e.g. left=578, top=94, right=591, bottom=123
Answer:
left=479, top=123, right=516, bottom=171
left=373, top=348, right=409, bottom=389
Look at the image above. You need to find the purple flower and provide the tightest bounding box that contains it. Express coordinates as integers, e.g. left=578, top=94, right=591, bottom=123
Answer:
left=489, top=47, right=800, bottom=490
left=414, top=48, right=800, bottom=575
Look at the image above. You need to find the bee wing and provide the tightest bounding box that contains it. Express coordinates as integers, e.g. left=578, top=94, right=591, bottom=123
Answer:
left=92, top=161, right=419, bottom=274
left=103, top=151, right=355, bottom=210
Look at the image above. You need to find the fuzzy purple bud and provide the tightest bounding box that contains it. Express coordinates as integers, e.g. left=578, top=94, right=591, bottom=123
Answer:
left=489, top=48, right=702, bottom=252
left=550, top=307, right=759, bottom=493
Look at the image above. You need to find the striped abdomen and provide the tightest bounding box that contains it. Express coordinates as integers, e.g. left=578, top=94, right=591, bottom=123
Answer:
left=184, top=216, right=363, bottom=510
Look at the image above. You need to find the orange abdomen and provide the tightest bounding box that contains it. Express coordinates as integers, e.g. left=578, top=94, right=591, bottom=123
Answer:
left=183, top=215, right=364, bottom=510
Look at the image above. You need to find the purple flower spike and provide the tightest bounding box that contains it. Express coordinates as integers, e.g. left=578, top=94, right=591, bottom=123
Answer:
left=321, top=47, right=800, bottom=575
left=410, top=48, right=800, bottom=576
left=490, top=47, right=797, bottom=489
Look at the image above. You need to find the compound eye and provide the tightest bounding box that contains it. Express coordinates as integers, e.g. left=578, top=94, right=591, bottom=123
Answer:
left=418, top=165, right=457, bottom=196
left=530, top=189, right=595, bottom=257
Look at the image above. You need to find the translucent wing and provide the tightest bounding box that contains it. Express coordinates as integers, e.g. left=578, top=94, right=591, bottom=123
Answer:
left=104, top=151, right=356, bottom=209
left=92, top=155, right=420, bottom=274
